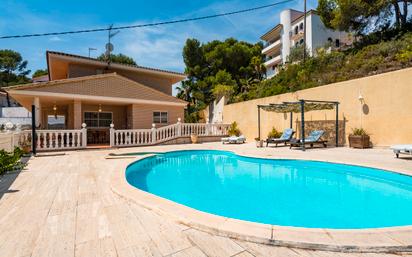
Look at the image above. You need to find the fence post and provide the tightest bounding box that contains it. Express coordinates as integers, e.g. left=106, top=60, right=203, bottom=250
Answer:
left=109, top=123, right=115, bottom=147
left=151, top=123, right=157, bottom=144
left=206, top=121, right=210, bottom=136
left=81, top=123, right=87, bottom=148
left=177, top=118, right=181, bottom=137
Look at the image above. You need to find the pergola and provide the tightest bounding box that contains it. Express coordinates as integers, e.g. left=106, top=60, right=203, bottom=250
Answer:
left=257, top=99, right=340, bottom=151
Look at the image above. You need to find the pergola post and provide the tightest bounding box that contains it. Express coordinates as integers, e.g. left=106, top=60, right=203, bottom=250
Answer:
left=290, top=112, right=293, bottom=129
left=335, top=103, right=339, bottom=147
left=257, top=105, right=261, bottom=140
left=300, top=100, right=305, bottom=151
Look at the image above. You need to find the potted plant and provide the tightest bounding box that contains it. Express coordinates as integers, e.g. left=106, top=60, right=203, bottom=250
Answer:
left=190, top=133, right=198, bottom=144
left=227, top=122, right=241, bottom=137
left=255, top=137, right=264, bottom=148
left=20, top=139, right=31, bottom=154
left=348, top=128, right=370, bottom=148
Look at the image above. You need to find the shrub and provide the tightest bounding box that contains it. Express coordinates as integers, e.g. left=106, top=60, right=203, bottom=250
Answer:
left=227, top=121, right=241, bottom=136
left=235, top=32, right=412, bottom=103
left=0, top=147, right=24, bottom=175
left=267, top=127, right=282, bottom=138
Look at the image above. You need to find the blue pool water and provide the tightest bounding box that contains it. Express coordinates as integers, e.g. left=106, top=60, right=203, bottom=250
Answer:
left=125, top=150, right=412, bottom=229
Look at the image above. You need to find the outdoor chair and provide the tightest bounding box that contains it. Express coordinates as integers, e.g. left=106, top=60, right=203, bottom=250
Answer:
left=390, top=145, right=412, bottom=158
left=290, top=130, right=328, bottom=149
left=266, top=128, right=295, bottom=147
left=221, top=135, right=246, bottom=144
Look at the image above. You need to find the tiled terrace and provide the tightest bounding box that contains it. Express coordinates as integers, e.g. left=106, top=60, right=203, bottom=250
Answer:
left=1, top=142, right=412, bottom=257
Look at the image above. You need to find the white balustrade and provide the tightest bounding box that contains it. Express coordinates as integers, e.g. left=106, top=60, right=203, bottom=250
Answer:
left=17, top=129, right=87, bottom=151
left=109, top=121, right=230, bottom=147
left=112, top=129, right=153, bottom=147
left=5, top=122, right=230, bottom=151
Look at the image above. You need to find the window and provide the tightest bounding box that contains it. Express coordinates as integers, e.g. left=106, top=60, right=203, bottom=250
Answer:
left=84, top=111, right=113, bottom=128
left=153, top=112, right=168, bottom=124
left=299, top=23, right=303, bottom=30
left=48, top=115, right=65, bottom=129
left=294, top=26, right=298, bottom=35
left=335, top=39, right=340, bottom=47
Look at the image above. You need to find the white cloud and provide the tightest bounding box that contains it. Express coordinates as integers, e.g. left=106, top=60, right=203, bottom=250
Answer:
left=49, top=36, right=62, bottom=42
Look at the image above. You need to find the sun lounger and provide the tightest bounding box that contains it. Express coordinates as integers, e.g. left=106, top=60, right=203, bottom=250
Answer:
left=221, top=135, right=246, bottom=144
left=290, top=130, right=328, bottom=148
left=390, top=145, right=412, bottom=158
left=266, top=128, right=295, bottom=147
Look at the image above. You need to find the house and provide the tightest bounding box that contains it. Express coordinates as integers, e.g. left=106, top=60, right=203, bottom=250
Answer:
left=5, top=51, right=187, bottom=145
left=32, top=74, right=49, bottom=83
left=261, top=9, right=352, bottom=78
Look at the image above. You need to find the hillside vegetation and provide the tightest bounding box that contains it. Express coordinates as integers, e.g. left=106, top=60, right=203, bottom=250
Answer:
left=234, top=32, right=412, bottom=102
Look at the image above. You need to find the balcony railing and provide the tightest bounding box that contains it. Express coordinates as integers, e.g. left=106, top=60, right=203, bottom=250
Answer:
left=264, top=55, right=282, bottom=67
left=262, top=39, right=282, bottom=55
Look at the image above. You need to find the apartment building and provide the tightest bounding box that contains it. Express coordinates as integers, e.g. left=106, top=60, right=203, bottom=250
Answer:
left=261, top=9, right=352, bottom=78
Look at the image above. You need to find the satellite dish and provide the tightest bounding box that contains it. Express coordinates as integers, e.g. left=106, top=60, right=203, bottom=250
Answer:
left=105, top=43, right=114, bottom=52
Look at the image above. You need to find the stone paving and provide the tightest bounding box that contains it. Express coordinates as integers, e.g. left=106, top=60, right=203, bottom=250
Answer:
left=1, top=142, right=411, bottom=257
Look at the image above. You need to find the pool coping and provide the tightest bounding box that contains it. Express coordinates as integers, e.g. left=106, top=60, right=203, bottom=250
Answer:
left=110, top=150, right=412, bottom=253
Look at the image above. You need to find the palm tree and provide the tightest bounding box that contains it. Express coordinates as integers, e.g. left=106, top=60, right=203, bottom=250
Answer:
left=176, top=82, right=192, bottom=103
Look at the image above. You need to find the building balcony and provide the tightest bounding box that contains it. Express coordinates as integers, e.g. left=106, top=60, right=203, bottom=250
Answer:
left=262, top=39, right=282, bottom=55
left=264, top=55, right=282, bottom=67
left=290, top=31, right=304, bottom=41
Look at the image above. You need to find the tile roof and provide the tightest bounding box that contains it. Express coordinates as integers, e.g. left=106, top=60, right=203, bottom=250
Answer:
left=6, top=73, right=187, bottom=105
left=47, top=51, right=186, bottom=77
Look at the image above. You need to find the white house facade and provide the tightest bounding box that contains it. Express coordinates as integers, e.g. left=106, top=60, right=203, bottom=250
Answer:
left=261, top=9, right=352, bottom=78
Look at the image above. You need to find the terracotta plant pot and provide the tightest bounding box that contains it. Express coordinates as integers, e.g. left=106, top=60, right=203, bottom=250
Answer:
left=348, top=135, right=370, bottom=149
left=190, top=134, right=198, bottom=144
left=22, top=145, right=31, bottom=154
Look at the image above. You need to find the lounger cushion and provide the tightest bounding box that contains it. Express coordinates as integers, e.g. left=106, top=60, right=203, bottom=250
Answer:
left=305, top=130, right=325, bottom=142
left=279, top=128, right=294, bottom=140
left=390, top=145, right=412, bottom=153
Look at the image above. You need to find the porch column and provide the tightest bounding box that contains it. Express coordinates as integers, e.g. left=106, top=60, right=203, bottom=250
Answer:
left=33, top=97, right=41, bottom=127
left=73, top=100, right=82, bottom=129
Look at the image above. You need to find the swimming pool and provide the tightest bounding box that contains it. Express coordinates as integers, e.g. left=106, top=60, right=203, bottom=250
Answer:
left=125, top=150, right=412, bottom=229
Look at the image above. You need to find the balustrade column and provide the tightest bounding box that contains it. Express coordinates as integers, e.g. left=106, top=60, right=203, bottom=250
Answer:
left=109, top=123, right=115, bottom=147
left=151, top=123, right=157, bottom=144
left=81, top=123, right=87, bottom=148
left=177, top=118, right=182, bottom=137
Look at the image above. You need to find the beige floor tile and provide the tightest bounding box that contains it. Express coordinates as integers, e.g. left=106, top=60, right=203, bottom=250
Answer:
left=169, top=246, right=208, bottom=257
left=184, top=229, right=244, bottom=257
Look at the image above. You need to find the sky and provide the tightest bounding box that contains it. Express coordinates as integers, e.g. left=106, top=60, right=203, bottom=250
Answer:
left=0, top=0, right=317, bottom=93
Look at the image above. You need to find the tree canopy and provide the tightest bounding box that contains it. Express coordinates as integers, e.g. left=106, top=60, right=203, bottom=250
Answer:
left=32, top=69, right=48, bottom=78
left=178, top=38, right=265, bottom=119
left=0, top=49, right=31, bottom=87
left=97, top=53, right=137, bottom=65
left=317, top=0, right=411, bottom=34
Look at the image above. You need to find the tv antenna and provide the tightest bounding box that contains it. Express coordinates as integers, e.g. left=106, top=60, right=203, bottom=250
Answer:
left=88, top=47, right=97, bottom=57
left=105, top=24, right=120, bottom=64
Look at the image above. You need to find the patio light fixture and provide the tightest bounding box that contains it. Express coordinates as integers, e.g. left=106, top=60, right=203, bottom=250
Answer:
left=98, top=104, right=102, bottom=112
left=53, top=104, right=58, bottom=118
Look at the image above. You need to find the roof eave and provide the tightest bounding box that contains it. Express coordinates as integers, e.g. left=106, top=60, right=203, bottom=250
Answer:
left=46, top=51, right=187, bottom=79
